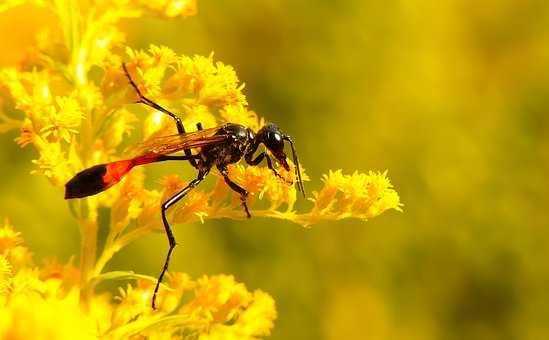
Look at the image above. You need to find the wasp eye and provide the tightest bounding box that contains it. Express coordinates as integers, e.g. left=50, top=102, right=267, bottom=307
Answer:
left=257, top=124, right=281, bottom=150
left=266, top=130, right=284, bottom=151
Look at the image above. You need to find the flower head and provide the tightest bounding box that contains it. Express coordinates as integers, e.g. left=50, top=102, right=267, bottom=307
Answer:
left=0, top=0, right=401, bottom=338
left=0, top=223, right=277, bottom=339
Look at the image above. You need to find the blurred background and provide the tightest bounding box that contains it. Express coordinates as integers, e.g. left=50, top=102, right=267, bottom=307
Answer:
left=1, top=1, right=549, bottom=339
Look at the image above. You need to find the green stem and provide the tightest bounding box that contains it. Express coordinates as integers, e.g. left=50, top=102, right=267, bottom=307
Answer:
left=93, top=241, right=120, bottom=277
left=93, top=225, right=154, bottom=277
left=79, top=214, right=98, bottom=307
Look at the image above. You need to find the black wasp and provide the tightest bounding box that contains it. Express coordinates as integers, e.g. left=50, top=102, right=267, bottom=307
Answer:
left=64, top=63, right=305, bottom=309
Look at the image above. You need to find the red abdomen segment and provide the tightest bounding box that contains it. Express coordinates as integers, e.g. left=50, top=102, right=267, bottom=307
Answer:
left=65, top=154, right=158, bottom=199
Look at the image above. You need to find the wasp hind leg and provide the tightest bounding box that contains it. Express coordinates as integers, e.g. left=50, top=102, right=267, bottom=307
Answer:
left=152, top=168, right=209, bottom=309
left=122, top=63, right=199, bottom=168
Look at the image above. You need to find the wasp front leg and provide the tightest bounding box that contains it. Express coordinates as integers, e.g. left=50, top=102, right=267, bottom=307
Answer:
left=246, top=152, right=293, bottom=185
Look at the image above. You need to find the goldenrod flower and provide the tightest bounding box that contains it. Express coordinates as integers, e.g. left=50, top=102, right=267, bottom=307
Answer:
left=0, top=0, right=401, bottom=338
left=40, top=96, right=84, bottom=142
left=0, top=255, right=11, bottom=295
left=0, top=219, right=23, bottom=252
left=0, top=292, right=98, bottom=340
left=298, top=170, right=402, bottom=226
left=0, top=222, right=276, bottom=339
left=140, top=0, right=198, bottom=18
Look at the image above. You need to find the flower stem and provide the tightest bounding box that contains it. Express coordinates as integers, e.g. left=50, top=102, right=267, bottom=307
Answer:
left=93, top=242, right=120, bottom=277
left=79, top=215, right=98, bottom=307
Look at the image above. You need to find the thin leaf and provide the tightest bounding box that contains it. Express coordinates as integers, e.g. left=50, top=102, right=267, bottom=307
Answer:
left=104, top=314, right=206, bottom=340
left=91, top=270, right=173, bottom=292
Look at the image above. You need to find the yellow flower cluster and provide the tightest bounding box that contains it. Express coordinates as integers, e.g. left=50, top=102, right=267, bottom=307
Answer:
left=297, top=170, right=403, bottom=226
left=0, top=0, right=401, bottom=338
left=0, top=221, right=276, bottom=339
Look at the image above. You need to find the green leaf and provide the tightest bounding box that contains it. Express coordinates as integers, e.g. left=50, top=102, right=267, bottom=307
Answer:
left=91, top=270, right=166, bottom=285
left=90, top=270, right=175, bottom=295
left=104, top=315, right=206, bottom=340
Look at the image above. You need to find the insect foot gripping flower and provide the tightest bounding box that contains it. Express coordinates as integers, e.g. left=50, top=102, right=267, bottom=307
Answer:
left=0, top=0, right=401, bottom=337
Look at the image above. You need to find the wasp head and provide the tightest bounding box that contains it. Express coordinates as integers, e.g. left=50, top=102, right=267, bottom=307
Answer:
left=257, top=123, right=305, bottom=197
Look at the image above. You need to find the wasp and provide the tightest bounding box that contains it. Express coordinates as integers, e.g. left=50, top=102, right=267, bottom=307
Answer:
left=64, top=63, right=305, bottom=308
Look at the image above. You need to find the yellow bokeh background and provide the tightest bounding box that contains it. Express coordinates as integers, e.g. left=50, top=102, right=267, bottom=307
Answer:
left=2, top=1, right=549, bottom=339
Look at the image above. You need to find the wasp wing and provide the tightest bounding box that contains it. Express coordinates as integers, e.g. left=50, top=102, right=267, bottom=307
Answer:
left=132, top=127, right=227, bottom=156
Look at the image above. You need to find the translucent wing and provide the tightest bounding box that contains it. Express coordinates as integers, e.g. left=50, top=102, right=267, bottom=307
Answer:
left=132, top=127, right=227, bottom=156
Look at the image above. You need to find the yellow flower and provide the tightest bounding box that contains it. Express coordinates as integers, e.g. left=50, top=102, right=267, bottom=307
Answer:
left=0, top=222, right=277, bottom=339
left=31, top=140, right=71, bottom=185
left=220, top=104, right=263, bottom=131
left=0, top=292, right=98, bottom=340
left=160, top=174, right=187, bottom=201
left=139, top=0, right=198, bottom=18
left=0, top=0, right=400, bottom=338
left=0, top=255, right=11, bottom=296
left=198, top=287, right=277, bottom=340
left=4, top=245, right=33, bottom=270
left=103, top=108, right=137, bottom=149
left=232, top=290, right=277, bottom=338
left=112, top=282, right=154, bottom=327
left=0, top=219, right=23, bottom=252
left=125, top=45, right=179, bottom=97
left=298, top=170, right=402, bottom=226
left=187, top=274, right=252, bottom=322
left=40, top=96, right=84, bottom=142
left=40, top=258, right=80, bottom=288
left=14, top=118, right=35, bottom=147
left=166, top=53, right=248, bottom=107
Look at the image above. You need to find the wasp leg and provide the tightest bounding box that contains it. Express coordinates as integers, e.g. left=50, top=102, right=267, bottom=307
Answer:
left=246, top=151, right=264, bottom=166
left=264, top=154, right=293, bottom=184
left=157, top=154, right=201, bottom=161
left=152, top=168, right=209, bottom=309
left=246, top=152, right=292, bottom=184
left=218, top=166, right=251, bottom=218
left=122, top=63, right=184, bottom=133
left=122, top=63, right=198, bottom=168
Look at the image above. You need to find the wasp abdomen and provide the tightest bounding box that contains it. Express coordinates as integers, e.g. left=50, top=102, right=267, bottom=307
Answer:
left=64, top=160, right=134, bottom=199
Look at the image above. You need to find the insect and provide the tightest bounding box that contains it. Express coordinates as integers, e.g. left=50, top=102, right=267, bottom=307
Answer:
left=64, top=63, right=305, bottom=309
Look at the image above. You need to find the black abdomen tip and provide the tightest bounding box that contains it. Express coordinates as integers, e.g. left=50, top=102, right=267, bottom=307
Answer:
left=65, top=164, right=108, bottom=199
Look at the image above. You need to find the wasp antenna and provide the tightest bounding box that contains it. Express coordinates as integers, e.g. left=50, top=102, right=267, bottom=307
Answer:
left=284, top=136, right=306, bottom=197
left=122, top=62, right=144, bottom=103
left=122, top=62, right=131, bottom=84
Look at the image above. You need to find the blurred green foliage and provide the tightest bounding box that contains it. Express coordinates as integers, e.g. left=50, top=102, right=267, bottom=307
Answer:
left=2, top=0, right=549, bottom=339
